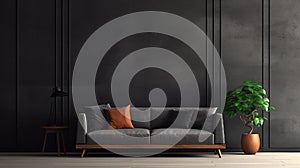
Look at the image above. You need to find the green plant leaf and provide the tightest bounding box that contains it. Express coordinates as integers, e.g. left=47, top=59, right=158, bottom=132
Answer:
left=224, top=80, right=275, bottom=128
left=261, top=89, right=267, bottom=95
left=264, top=97, right=269, bottom=102
left=248, top=87, right=254, bottom=93
left=259, top=117, right=264, bottom=126
left=243, top=80, right=250, bottom=84
left=269, top=106, right=275, bottom=110
left=254, top=116, right=264, bottom=127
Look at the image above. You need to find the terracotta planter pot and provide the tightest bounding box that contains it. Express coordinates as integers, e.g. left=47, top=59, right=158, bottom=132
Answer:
left=241, top=133, right=260, bottom=154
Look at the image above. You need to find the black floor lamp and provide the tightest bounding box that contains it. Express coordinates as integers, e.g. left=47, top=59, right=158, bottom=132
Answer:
left=48, top=87, right=68, bottom=126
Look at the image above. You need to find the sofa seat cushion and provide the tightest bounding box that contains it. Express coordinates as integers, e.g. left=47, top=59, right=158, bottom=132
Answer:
left=87, top=128, right=150, bottom=144
left=150, top=129, right=214, bottom=145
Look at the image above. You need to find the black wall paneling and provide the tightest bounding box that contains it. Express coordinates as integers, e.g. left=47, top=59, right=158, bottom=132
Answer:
left=1, top=0, right=300, bottom=151
left=0, top=0, right=17, bottom=150
left=18, top=0, right=56, bottom=151
left=62, top=0, right=73, bottom=150
left=70, top=0, right=208, bottom=108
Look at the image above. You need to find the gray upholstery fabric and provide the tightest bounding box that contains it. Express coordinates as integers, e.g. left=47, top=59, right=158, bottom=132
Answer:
left=150, top=129, right=214, bottom=144
left=150, top=108, right=178, bottom=129
left=76, top=113, right=87, bottom=144
left=150, top=108, right=205, bottom=129
left=192, top=107, right=217, bottom=130
left=213, top=113, right=225, bottom=144
left=150, top=107, right=191, bottom=129
left=87, top=128, right=150, bottom=144
left=172, top=108, right=199, bottom=128
left=130, top=108, right=151, bottom=129
left=83, top=104, right=111, bottom=132
left=199, top=111, right=225, bottom=144
left=76, top=107, right=225, bottom=145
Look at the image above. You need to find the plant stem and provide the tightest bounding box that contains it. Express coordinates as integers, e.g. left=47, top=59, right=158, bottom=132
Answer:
left=240, top=115, right=254, bottom=134
left=248, top=126, right=254, bottom=134
left=240, top=115, right=247, bottom=125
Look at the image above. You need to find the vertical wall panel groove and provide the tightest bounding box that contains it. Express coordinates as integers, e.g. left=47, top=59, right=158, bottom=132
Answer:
left=262, top=0, right=271, bottom=149
left=61, top=0, right=65, bottom=126
left=205, top=0, right=208, bottom=107
left=54, top=0, right=57, bottom=124
left=268, top=0, right=272, bottom=148
left=16, top=0, right=20, bottom=149
left=261, top=0, right=265, bottom=148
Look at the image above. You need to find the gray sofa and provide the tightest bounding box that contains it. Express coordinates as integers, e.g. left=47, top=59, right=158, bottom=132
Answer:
left=76, top=106, right=225, bottom=157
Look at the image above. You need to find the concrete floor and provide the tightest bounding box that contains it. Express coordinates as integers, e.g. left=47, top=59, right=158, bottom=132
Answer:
left=0, top=152, right=300, bottom=168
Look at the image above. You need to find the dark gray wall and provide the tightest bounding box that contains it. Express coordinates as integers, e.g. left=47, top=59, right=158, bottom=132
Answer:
left=270, top=0, right=300, bottom=148
left=0, top=0, right=300, bottom=151
left=222, top=0, right=263, bottom=149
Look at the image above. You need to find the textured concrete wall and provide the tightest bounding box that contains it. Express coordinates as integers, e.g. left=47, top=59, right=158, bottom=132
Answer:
left=270, top=0, right=300, bottom=148
left=222, top=0, right=300, bottom=149
left=222, top=0, right=263, bottom=149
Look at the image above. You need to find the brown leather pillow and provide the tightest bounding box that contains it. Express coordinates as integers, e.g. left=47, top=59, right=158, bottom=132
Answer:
left=105, top=104, right=134, bottom=129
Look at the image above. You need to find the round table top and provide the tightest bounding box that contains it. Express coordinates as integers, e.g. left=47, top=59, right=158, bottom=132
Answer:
left=41, top=125, right=68, bottom=129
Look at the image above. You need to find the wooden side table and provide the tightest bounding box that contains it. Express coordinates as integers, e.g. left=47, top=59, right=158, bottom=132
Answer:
left=41, top=126, right=68, bottom=156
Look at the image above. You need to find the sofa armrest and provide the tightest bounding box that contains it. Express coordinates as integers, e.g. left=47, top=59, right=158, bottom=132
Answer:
left=200, top=111, right=225, bottom=144
left=76, top=113, right=87, bottom=144
left=213, top=113, right=225, bottom=144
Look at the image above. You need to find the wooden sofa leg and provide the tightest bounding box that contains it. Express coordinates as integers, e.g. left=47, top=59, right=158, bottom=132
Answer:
left=216, top=149, right=222, bottom=158
left=81, top=149, right=86, bottom=158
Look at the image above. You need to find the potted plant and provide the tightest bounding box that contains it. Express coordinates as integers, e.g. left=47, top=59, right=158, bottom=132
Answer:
left=224, top=80, right=274, bottom=154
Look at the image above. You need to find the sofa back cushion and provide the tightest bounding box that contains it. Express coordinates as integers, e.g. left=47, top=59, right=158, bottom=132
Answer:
left=83, top=104, right=111, bottom=132
left=192, top=107, right=217, bottom=130
left=150, top=108, right=177, bottom=129
left=172, top=108, right=199, bottom=128
left=130, top=107, right=151, bottom=129
left=83, top=106, right=217, bottom=131
left=150, top=107, right=217, bottom=130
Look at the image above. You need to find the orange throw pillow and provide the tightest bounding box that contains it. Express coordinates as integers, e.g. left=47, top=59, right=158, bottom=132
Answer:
left=105, top=104, right=134, bottom=129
